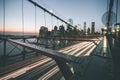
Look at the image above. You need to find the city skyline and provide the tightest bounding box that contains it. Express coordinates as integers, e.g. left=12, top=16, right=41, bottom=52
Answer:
left=0, top=0, right=120, bottom=34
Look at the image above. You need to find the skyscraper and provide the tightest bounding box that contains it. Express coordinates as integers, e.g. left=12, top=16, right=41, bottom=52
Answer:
left=91, top=22, right=95, bottom=34
left=84, top=22, right=86, bottom=34
left=87, top=27, right=90, bottom=34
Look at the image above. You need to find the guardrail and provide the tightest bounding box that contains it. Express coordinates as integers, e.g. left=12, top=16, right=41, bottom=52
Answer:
left=0, top=35, right=102, bottom=80
left=8, top=39, right=75, bottom=80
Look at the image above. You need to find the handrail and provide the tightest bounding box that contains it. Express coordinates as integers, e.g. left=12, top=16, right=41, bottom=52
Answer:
left=8, top=39, right=75, bottom=80
left=8, top=39, right=74, bottom=62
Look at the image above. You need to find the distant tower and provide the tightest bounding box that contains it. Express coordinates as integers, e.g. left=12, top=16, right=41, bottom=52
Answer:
left=87, top=27, right=90, bottom=34
left=84, top=22, right=86, bottom=34
left=91, top=22, right=95, bottom=34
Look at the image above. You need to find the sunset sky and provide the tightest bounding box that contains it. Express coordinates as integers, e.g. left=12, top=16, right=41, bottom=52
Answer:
left=0, top=0, right=120, bottom=34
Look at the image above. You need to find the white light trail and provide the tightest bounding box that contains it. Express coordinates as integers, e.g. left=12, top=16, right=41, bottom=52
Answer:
left=0, top=58, right=52, bottom=80
left=0, top=38, right=102, bottom=80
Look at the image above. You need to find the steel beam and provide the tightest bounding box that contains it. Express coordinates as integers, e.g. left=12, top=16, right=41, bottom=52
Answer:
left=55, top=59, right=73, bottom=80
left=28, top=0, right=74, bottom=27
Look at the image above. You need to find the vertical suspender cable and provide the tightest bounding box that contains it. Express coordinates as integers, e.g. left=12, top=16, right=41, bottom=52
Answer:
left=35, top=4, right=36, bottom=35
left=57, top=18, right=59, bottom=27
left=22, top=0, right=24, bottom=36
left=44, top=11, right=46, bottom=27
left=107, top=0, right=109, bottom=12
left=61, top=21, right=63, bottom=25
left=51, top=15, right=53, bottom=30
left=106, top=0, right=109, bottom=27
left=22, top=0, right=25, bottom=59
left=3, top=0, right=7, bottom=66
left=3, top=0, right=5, bottom=35
left=116, top=0, right=118, bottom=23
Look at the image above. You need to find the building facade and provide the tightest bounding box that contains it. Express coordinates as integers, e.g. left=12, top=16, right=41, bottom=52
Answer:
left=91, top=22, right=95, bottom=34
left=84, top=22, right=86, bottom=34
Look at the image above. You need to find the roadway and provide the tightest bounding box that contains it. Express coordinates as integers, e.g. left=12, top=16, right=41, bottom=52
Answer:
left=0, top=38, right=102, bottom=80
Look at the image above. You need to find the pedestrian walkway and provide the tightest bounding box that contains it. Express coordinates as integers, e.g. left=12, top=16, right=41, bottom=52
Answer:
left=69, top=38, right=114, bottom=80
left=70, top=56, right=113, bottom=80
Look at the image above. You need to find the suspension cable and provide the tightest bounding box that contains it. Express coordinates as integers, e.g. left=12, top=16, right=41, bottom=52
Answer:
left=22, top=0, right=24, bottom=36
left=3, top=0, right=5, bottom=35
left=107, top=0, right=114, bottom=27
left=35, top=4, right=37, bottom=35
left=51, top=15, right=53, bottom=30
left=116, top=0, right=118, bottom=23
left=57, top=18, right=59, bottom=27
left=28, top=0, right=74, bottom=27
left=44, top=11, right=46, bottom=27
left=106, top=0, right=109, bottom=27
left=107, top=0, right=109, bottom=12
left=61, top=21, right=63, bottom=25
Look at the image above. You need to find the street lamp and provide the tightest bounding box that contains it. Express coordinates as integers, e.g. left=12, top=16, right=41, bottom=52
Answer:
left=49, top=9, right=54, bottom=14
left=67, top=21, right=70, bottom=24
left=103, top=26, right=108, bottom=34
left=114, top=23, right=120, bottom=37
left=104, top=26, right=107, bottom=30
left=112, top=29, right=115, bottom=33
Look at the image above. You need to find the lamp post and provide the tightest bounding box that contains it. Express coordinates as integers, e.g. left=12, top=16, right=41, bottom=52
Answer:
left=114, top=23, right=120, bottom=37
left=114, top=23, right=120, bottom=47
left=103, top=26, right=108, bottom=35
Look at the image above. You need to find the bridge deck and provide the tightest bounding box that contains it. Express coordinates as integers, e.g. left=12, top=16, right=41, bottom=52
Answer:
left=0, top=36, right=114, bottom=80
left=70, top=56, right=113, bottom=80
left=70, top=41, right=113, bottom=80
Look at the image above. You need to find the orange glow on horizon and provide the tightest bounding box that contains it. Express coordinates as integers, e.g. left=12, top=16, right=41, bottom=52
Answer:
left=0, top=26, right=39, bottom=33
left=0, top=26, right=53, bottom=34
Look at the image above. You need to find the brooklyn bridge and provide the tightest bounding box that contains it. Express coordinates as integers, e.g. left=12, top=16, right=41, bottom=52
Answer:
left=0, top=0, right=120, bottom=80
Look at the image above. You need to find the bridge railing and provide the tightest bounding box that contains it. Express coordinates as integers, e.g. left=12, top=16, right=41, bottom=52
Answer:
left=7, top=39, right=75, bottom=80
left=0, top=35, right=102, bottom=80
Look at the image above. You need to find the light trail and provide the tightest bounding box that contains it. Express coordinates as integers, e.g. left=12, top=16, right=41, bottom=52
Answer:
left=69, top=42, right=93, bottom=55
left=0, top=41, right=86, bottom=80
left=39, top=39, right=101, bottom=80
left=84, top=41, right=100, bottom=56
left=0, top=38, right=101, bottom=80
left=38, top=66, right=59, bottom=80
left=0, top=58, right=52, bottom=80
left=58, top=42, right=87, bottom=52
left=75, top=43, right=95, bottom=56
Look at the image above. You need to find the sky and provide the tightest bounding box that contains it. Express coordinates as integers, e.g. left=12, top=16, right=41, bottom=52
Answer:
left=0, top=0, right=120, bottom=34
left=42, top=0, right=108, bottom=31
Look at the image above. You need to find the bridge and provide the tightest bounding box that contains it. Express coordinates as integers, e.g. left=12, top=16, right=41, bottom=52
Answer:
left=0, top=0, right=120, bottom=80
